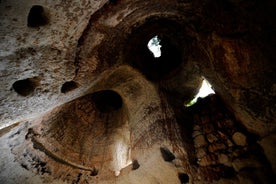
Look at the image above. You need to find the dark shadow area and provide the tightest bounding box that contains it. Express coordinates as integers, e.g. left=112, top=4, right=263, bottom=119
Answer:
left=132, top=159, right=140, bottom=170
left=61, top=81, right=78, bottom=93
left=159, top=90, right=197, bottom=165
left=160, top=147, right=175, bottom=162
left=123, top=18, right=190, bottom=81
left=90, top=167, right=98, bottom=176
left=12, top=77, right=39, bottom=96
left=180, top=94, right=273, bottom=181
left=27, top=5, right=49, bottom=27
left=91, top=90, right=123, bottom=113
left=178, top=173, right=189, bottom=183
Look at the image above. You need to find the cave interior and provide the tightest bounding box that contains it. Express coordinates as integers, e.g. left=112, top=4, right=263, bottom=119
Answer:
left=0, top=0, right=275, bottom=183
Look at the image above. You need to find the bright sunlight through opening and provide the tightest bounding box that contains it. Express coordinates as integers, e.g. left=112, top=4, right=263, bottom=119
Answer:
left=147, top=36, right=162, bottom=58
left=185, top=78, right=215, bottom=107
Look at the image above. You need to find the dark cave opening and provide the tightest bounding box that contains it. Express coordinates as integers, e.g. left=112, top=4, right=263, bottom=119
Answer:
left=132, top=160, right=140, bottom=170
left=178, top=173, right=189, bottom=184
left=132, top=34, right=182, bottom=81
left=160, top=147, right=176, bottom=162
left=27, top=5, right=49, bottom=27
left=91, top=90, right=123, bottom=113
left=12, top=78, right=39, bottom=96
left=61, top=81, right=78, bottom=93
left=124, top=18, right=188, bottom=81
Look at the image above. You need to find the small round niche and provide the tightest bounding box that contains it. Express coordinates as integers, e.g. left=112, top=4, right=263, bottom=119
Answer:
left=178, top=173, right=189, bottom=183
left=61, top=81, right=78, bottom=93
left=27, top=5, right=49, bottom=27
left=12, top=77, right=39, bottom=96
left=91, top=90, right=123, bottom=113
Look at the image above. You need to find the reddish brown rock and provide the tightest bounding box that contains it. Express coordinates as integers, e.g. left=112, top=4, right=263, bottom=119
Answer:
left=232, top=158, right=263, bottom=172
left=192, top=130, right=202, bottom=138
left=232, top=132, right=247, bottom=146
left=194, top=135, right=208, bottom=148
left=193, top=125, right=201, bottom=131
left=218, top=154, right=231, bottom=167
left=196, top=147, right=207, bottom=159
left=198, top=154, right=217, bottom=166
left=208, top=143, right=227, bottom=153
left=206, top=133, right=218, bottom=143
left=203, top=124, right=214, bottom=134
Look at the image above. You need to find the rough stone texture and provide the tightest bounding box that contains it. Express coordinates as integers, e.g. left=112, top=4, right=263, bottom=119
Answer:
left=206, top=133, right=218, bottom=143
left=194, top=135, right=208, bottom=148
left=0, top=0, right=275, bottom=183
left=258, top=133, right=276, bottom=174
left=232, top=132, right=247, bottom=146
left=190, top=95, right=274, bottom=182
left=218, top=154, right=231, bottom=167
left=0, top=0, right=108, bottom=129
left=232, top=157, right=263, bottom=172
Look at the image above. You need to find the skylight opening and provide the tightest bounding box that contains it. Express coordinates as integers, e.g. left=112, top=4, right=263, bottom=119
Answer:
left=185, top=78, right=215, bottom=107
left=147, top=35, right=162, bottom=58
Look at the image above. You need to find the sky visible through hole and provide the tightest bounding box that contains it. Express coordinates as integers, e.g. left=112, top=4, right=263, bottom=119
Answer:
left=185, top=78, right=215, bottom=107
left=147, top=36, right=162, bottom=58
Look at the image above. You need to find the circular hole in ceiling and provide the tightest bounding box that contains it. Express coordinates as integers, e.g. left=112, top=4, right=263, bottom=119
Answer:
left=91, top=90, right=123, bottom=113
left=124, top=19, right=184, bottom=81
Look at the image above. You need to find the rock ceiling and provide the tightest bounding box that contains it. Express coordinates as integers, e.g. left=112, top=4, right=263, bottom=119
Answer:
left=0, top=0, right=275, bottom=183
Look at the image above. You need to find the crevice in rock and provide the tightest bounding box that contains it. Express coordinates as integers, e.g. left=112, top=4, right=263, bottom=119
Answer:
left=72, top=173, right=82, bottom=184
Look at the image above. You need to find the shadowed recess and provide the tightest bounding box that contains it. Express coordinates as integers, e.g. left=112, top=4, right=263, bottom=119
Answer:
left=178, top=173, right=189, bottom=184
left=124, top=18, right=185, bottom=81
left=12, top=77, right=40, bottom=96
left=90, top=167, right=98, bottom=176
left=27, top=5, right=49, bottom=27
left=132, top=160, right=140, bottom=170
left=61, top=81, right=78, bottom=93
left=160, top=147, right=175, bottom=162
left=91, top=90, right=123, bottom=113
